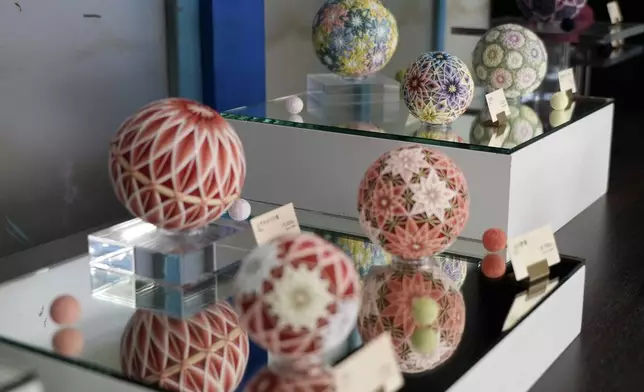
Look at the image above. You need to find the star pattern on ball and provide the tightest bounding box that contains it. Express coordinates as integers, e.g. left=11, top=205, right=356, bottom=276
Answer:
left=109, top=98, right=246, bottom=231
left=234, top=233, right=361, bottom=358
left=517, top=0, right=586, bottom=22
left=403, top=52, right=474, bottom=125
left=358, top=146, right=470, bottom=260
left=358, top=267, right=466, bottom=374
left=120, top=301, right=249, bottom=392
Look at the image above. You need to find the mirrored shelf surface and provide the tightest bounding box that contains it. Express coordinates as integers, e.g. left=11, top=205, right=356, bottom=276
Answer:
left=0, top=215, right=583, bottom=392
left=224, top=88, right=612, bottom=154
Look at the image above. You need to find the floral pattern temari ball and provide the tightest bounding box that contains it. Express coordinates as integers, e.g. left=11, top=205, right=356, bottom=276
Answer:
left=109, top=98, right=246, bottom=231
left=358, top=146, right=470, bottom=260
left=120, top=301, right=249, bottom=392
left=403, top=52, right=475, bottom=125
left=358, top=264, right=466, bottom=373
left=245, top=365, right=335, bottom=392
left=233, top=233, right=361, bottom=359
left=312, top=0, right=398, bottom=78
left=472, top=24, right=548, bottom=99
left=517, top=0, right=587, bottom=23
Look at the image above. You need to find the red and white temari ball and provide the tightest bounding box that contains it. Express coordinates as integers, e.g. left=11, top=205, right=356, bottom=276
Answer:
left=357, top=146, right=469, bottom=260
left=234, top=232, right=361, bottom=359
left=245, top=365, right=335, bottom=392
left=358, top=264, right=466, bottom=373
left=120, top=301, right=249, bottom=392
left=109, top=98, right=246, bottom=231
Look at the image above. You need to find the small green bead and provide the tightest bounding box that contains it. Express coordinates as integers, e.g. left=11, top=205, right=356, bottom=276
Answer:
left=395, top=69, right=407, bottom=83
left=411, top=297, right=440, bottom=325
left=410, top=327, right=440, bottom=354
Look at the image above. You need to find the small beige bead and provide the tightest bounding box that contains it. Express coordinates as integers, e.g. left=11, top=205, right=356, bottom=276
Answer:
left=550, top=91, right=569, bottom=111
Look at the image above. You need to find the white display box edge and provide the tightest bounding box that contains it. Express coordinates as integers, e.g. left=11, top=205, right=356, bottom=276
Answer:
left=448, top=265, right=585, bottom=392
left=230, top=103, right=613, bottom=239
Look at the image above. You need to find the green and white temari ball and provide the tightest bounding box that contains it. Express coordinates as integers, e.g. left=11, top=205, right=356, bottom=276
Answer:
left=472, top=24, right=547, bottom=99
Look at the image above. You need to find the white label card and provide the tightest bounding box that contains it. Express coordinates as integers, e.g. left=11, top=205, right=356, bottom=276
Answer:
left=485, top=89, right=511, bottom=123
left=558, top=68, right=577, bottom=94
left=250, top=203, right=300, bottom=245
left=607, top=1, right=622, bottom=24
left=487, top=124, right=510, bottom=148
left=333, top=333, right=404, bottom=392
left=507, top=225, right=561, bottom=281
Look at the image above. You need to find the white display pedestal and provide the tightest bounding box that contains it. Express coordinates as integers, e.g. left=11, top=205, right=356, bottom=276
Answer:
left=229, top=103, right=614, bottom=240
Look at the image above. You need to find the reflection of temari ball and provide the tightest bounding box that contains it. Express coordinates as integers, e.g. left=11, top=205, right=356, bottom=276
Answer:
left=312, top=0, right=398, bottom=78
left=472, top=24, right=547, bottom=99
left=233, top=233, right=361, bottom=359
left=470, top=104, right=543, bottom=147
left=517, top=0, right=587, bottom=23
left=109, top=98, right=246, bottom=231
left=403, top=52, right=475, bottom=125
left=434, top=255, right=468, bottom=289
left=333, top=236, right=392, bottom=278
left=120, top=301, right=249, bottom=392
left=246, top=365, right=335, bottom=392
left=358, top=264, right=466, bottom=373
left=358, top=146, right=470, bottom=260
left=414, top=128, right=464, bottom=143
left=338, top=122, right=385, bottom=133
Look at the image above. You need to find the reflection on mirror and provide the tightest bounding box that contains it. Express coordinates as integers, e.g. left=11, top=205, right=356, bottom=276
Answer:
left=470, top=104, right=544, bottom=148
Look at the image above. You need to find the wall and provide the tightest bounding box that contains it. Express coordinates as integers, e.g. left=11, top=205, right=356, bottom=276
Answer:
left=0, top=1, right=168, bottom=261
left=265, top=0, right=434, bottom=99
left=446, top=0, right=491, bottom=70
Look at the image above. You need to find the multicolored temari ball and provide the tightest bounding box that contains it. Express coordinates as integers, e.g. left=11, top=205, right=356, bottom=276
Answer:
left=403, top=52, right=475, bottom=125
left=517, top=0, right=587, bottom=23
left=472, top=24, right=548, bottom=99
left=233, top=233, right=361, bottom=359
left=358, top=145, right=470, bottom=260
left=312, top=0, right=398, bottom=78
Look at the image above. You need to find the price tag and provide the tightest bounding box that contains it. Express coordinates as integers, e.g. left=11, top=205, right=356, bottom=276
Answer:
left=487, top=124, right=510, bottom=148
left=507, top=225, right=560, bottom=281
left=250, top=203, right=300, bottom=245
left=557, top=68, right=577, bottom=94
left=485, top=89, right=511, bottom=123
left=502, top=279, right=559, bottom=332
left=333, top=333, right=403, bottom=392
left=607, top=1, right=622, bottom=24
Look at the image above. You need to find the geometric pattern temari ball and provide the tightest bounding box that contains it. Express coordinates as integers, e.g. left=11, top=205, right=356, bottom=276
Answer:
left=517, top=0, right=587, bottom=23
left=120, top=301, right=249, bottom=392
left=358, top=146, right=470, bottom=260
left=403, top=52, right=475, bottom=125
left=234, top=233, right=361, bottom=360
left=109, top=98, right=246, bottom=231
left=472, top=24, right=547, bottom=99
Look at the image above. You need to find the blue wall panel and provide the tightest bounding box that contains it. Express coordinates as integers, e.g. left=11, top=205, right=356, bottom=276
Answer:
left=166, top=0, right=203, bottom=101
left=201, top=0, right=266, bottom=112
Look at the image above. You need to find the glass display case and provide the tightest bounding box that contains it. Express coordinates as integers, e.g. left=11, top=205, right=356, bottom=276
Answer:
left=0, top=202, right=585, bottom=392
left=224, top=89, right=613, bottom=241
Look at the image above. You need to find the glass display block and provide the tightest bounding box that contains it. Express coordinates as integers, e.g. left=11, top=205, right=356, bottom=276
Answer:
left=88, top=218, right=253, bottom=318
left=0, top=216, right=584, bottom=392
left=306, top=73, right=400, bottom=105
left=224, top=89, right=612, bottom=154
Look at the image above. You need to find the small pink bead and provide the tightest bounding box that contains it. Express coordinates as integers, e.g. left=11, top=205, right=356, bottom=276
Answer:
left=52, top=328, right=84, bottom=357
left=482, top=228, right=507, bottom=252
left=50, top=295, right=81, bottom=325
left=481, top=253, right=506, bottom=279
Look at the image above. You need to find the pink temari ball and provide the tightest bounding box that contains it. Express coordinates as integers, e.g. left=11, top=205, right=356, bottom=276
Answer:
left=120, top=301, right=249, bottom=392
left=358, top=146, right=470, bottom=260
left=482, top=228, right=507, bottom=252
left=233, top=233, right=361, bottom=359
left=358, top=264, right=466, bottom=373
left=109, top=98, right=246, bottom=231
left=245, top=365, right=335, bottom=392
